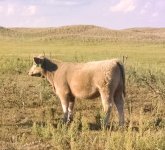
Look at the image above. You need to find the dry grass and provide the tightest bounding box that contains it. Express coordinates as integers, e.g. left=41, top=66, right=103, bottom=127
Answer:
left=0, top=25, right=165, bottom=149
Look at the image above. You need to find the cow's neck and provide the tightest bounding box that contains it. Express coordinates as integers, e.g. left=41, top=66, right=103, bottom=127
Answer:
left=43, top=59, right=60, bottom=91
left=44, top=71, right=56, bottom=93
left=45, top=71, right=55, bottom=86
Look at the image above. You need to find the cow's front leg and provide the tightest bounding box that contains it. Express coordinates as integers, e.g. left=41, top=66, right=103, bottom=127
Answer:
left=60, top=98, right=69, bottom=123
left=59, top=91, right=75, bottom=124
left=68, top=98, right=75, bottom=123
left=61, top=102, right=68, bottom=123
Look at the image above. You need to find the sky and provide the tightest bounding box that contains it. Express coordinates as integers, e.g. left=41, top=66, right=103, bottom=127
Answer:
left=0, top=0, right=164, bottom=29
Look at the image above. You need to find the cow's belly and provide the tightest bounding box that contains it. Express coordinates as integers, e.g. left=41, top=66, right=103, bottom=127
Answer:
left=70, top=81, right=100, bottom=99
left=72, top=87, right=100, bottom=99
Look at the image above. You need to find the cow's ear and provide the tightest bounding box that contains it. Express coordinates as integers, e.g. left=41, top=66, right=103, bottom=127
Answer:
left=34, top=57, right=44, bottom=65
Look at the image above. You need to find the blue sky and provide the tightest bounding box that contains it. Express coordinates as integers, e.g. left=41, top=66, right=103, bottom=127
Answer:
left=0, top=0, right=164, bottom=29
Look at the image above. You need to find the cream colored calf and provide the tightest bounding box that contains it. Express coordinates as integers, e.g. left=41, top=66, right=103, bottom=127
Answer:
left=29, top=55, right=125, bottom=127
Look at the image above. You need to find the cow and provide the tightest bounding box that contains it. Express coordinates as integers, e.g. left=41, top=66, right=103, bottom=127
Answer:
left=28, top=55, right=125, bottom=127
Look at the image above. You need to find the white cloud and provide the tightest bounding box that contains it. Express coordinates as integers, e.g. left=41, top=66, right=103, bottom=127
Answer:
left=0, top=4, right=15, bottom=16
left=152, top=12, right=158, bottom=17
left=110, top=0, right=135, bottom=13
left=43, top=0, right=77, bottom=5
left=7, top=5, right=15, bottom=15
left=139, top=1, right=152, bottom=15
left=140, top=9, right=146, bottom=15
left=144, top=2, right=151, bottom=9
left=0, top=3, right=37, bottom=17
left=63, top=1, right=79, bottom=6
left=0, top=5, right=3, bottom=12
left=27, top=5, right=37, bottom=15
left=22, top=5, right=37, bottom=16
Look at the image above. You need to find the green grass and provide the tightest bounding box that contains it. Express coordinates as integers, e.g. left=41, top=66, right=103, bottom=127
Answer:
left=0, top=26, right=165, bottom=149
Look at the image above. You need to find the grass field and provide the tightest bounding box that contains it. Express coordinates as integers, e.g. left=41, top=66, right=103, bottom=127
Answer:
left=0, top=25, right=165, bottom=150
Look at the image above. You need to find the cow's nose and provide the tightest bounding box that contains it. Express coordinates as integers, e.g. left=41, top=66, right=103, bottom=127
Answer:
left=28, top=72, right=32, bottom=76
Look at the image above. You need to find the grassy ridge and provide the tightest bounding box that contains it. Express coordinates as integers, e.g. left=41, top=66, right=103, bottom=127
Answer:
left=1, top=25, right=165, bottom=42
left=0, top=25, right=165, bottom=149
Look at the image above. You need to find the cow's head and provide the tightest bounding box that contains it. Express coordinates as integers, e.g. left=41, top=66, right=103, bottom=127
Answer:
left=28, top=55, right=58, bottom=77
left=28, top=55, right=45, bottom=77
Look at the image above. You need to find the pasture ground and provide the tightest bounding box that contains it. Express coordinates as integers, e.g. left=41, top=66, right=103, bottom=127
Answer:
left=0, top=26, right=165, bottom=149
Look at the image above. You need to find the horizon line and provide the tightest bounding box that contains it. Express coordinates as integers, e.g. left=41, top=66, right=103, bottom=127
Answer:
left=1, top=24, right=165, bottom=30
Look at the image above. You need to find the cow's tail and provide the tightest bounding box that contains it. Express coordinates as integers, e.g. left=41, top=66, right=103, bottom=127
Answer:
left=116, top=61, right=126, bottom=97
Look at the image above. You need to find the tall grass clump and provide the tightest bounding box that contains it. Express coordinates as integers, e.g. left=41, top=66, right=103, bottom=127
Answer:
left=0, top=56, right=30, bottom=75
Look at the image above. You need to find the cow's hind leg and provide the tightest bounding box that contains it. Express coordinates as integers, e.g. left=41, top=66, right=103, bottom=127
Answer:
left=114, top=90, right=124, bottom=126
left=100, top=88, right=113, bottom=128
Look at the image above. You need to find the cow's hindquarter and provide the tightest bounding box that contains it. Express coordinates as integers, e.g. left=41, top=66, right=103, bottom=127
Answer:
left=98, top=61, right=120, bottom=126
left=114, top=62, right=125, bottom=125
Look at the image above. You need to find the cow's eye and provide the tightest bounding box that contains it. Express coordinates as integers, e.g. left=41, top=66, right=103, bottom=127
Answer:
left=36, top=64, right=41, bottom=67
